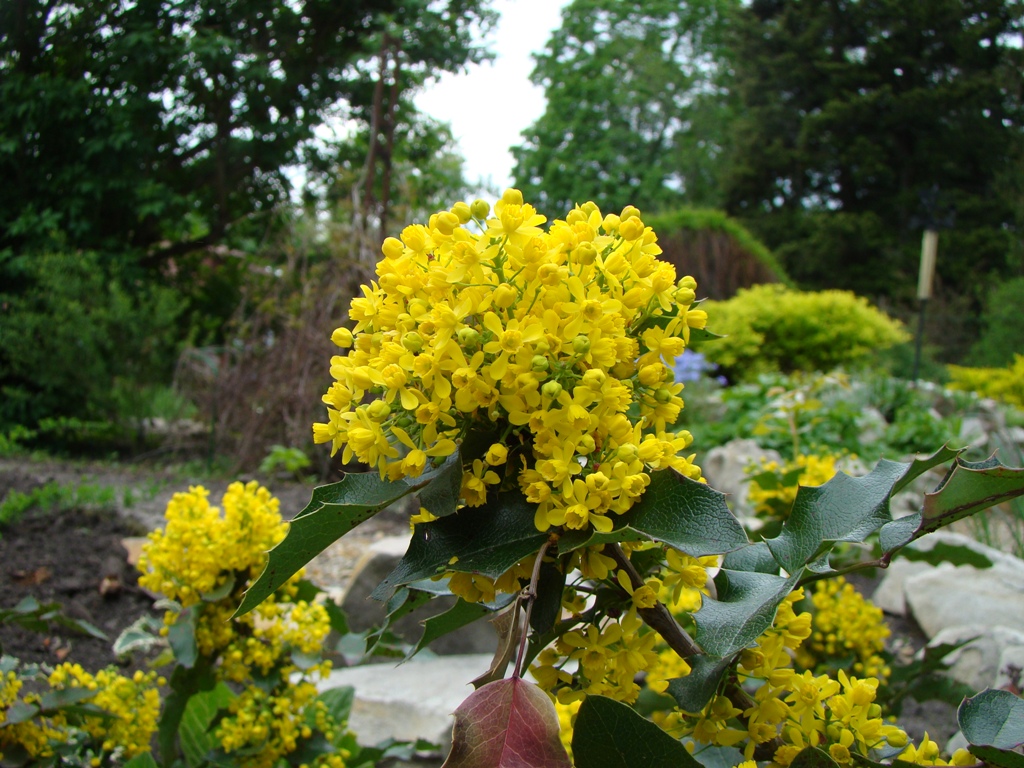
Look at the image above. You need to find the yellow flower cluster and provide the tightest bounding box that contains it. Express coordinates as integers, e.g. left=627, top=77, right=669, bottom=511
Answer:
left=643, top=586, right=967, bottom=767
left=138, top=482, right=345, bottom=768
left=313, top=190, right=707, bottom=534
left=797, top=577, right=891, bottom=680
left=747, top=453, right=839, bottom=525
left=0, top=664, right=160, bottom=763
left=137, top=481, right=285, bottom=606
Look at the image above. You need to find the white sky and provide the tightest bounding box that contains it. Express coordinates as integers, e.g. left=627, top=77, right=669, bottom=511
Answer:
left=413, top=0, right=570, bottom=194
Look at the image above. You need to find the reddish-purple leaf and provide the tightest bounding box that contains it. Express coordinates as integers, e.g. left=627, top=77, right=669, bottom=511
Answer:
left=442, top=677, right=572, bottom=768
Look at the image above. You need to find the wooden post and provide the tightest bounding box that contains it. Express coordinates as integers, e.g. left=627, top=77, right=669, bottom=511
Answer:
left=913, top=229, right=938, bottom=381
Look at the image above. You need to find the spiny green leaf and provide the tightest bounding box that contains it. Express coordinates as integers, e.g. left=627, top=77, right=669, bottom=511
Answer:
left=722, top=541, right=780, bottom=574
left=371, top=491, right=548, bottom=602
left=409, top=594, right=516, bottom=659
left=442, top=677, right=571, bottom=768
left=557, top=469, right=748, bottom=557
left=959, top=689, right=1024, bottom=749
left=666, top=655, right=735, bottom=713
left=967, top=745, right=1024, bottom=768
left=571, top=695, right=700, bottom=768
left=791, top=747, right=841, bottom=768
left=179, top=682, right=234, bottom=768
left=235, top=456, right=459, bottom=617
left=694, top=569, right=800, bottom=658
left=919, top=460, right=1024, bottom=538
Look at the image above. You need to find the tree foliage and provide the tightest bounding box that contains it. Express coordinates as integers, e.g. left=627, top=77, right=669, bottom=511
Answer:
left=722, top=0, right=1024, bottom=301
left=0, top=0, right=495, bottom=260
left=511, top=0, right=739, bottom=218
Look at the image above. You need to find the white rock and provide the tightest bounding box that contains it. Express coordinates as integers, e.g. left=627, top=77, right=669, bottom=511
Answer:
left=994, top=643, right=1024, bottom=693
left=927, top=626, right=1024, bottom=692
left=320, top=654, right=493, bottom=747
left=873, top=559, right=935, bottom=616
left=906, top=563, right=1024, bottom=640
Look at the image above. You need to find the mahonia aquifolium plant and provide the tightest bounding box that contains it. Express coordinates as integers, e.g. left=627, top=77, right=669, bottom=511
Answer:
left=138, top=482, right=350, bottom=768
left=313, top=188, right=708, bottom=538
left=237, top=190, right=1024, bottom=768
left=0, top=661, right=161, bottom=765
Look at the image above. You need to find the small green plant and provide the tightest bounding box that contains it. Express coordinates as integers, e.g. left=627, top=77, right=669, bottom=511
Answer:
left=0, top=481, right=118, bottom=531
left=259, top=444, right=312, bottom=479
left=701, top=284, right=909, bottom=383
left=947, top=354, right=1024, bottom=407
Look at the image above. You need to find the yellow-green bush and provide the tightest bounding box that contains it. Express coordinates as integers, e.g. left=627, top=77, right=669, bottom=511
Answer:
left=701, top=285, right=909, bottom=382
left=947, top=354, right=1024, bottom=407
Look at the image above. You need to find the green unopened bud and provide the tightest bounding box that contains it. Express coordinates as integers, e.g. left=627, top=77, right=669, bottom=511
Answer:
left=501, top=188, right=524, bottom=206
left=617, top=444, right=639, bottom=462
left=395, top=414, right=414, bottom=428
left=402, top=332, right=424, bottom=353
left=566, top=209, right=587, bottom=225
left=541, top=380, right=563, bottom=399
left=531, top=355, right=550, bottom=373
left=620, top=205, right=641, bottom=221
left=458, top=327, right=481, bottom=348
left=572, top=336, right=591, bottom=355
left=575, top=241, right=598, bottom=265
left=366, top=401, right=391, bottom=420
left=470, top=199, right=490, bottom=219
left=577, top=434, right=596, bottom=454
left=451, top=201, right=472, bottom=223
left=654, top=387, right=673, bottom=404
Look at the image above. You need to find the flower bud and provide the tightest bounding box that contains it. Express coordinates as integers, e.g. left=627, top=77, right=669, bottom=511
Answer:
left=582, top=369, right=606, bottom=390
left=501, top=188, right=524, bottom=206
left=575, top=241, right=598, bottom=265
left=620, top=204, right=641, bottom=221
left=566, top=208, right=587, bottom=225
left=531, top=355, right=550, bottom=373
left=619, top=217, right=644, bottom=241
left=617, top=444, right=638, bottom=462
left=366, top=401, right=391, bottom=420
left=577, top=434, right=596, bottom=454
left=401, top=331, right=424, bottom=353
left=572, top=336, right=591, bottom=355
left=458, top=327, right=481, bottom=348
left=451, top=201, right=472, bottom=223
left=654, top=387, right=673, bottom=403
left=382, top=237, right=405, bottom=260
left=602, top=213, right=621, bottom=231
left=331, top=327, right=354, bottom=348
left=434, top=211, right=460, bottom=236
left=470, top=199, right=490, bottom=219
left=493, top=283, right=517, bottom=309
left=541, top=380, right=563, bottom=399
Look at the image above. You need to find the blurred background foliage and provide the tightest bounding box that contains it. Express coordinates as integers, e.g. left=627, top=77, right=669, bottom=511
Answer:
left=1, top=0, right=1022, bottom=469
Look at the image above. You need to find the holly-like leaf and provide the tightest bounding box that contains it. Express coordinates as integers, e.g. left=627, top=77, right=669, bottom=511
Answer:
left=557, top=469, right=748, bottom=558
left=766, top=460, right=909, bottom=573
left=571, top=695, right=700, bottom=768
left=235, top=454, right=461, bottom=617
left=409, top=593, right=516, bottom=661
left=919, top=459, right=1024, bottom=538
left=666, top=654, right=736, bottom=713
left=167, top=604, right=199, bottom=668
left=693, top=569, right=800, bottom=658
left=441, top=677, right=571, bottom=768
left=371, top=491, right=548, bottom=602
left=722, top=542, right=780, bottom=574
left=959, top=689, right=1024, bottom=749
left=179, top=682, right=234, bottom=768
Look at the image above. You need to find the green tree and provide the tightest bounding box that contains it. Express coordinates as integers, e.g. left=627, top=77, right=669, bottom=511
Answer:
left=723, top=0, right=1024, bottom=304
left=511, top=0, right=739, bottom=218
left=0, top=0, right=495, bottom=260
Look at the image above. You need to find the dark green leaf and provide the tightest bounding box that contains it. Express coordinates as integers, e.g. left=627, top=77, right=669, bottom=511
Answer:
left=410, top=594, right=516, bottom=659
left=123, top=753, right=159, bottom=768
left=371, top=491, right=547, bottom=602
left=316, top=686, right=356, bottom=730
left=721, top=542, right=780, bottom=574
left=571, top=695, right=700, bottom=768
left=236, top=457, right=459, bottom=617
left=919, top=461, right=1024, bottom=538
left=179, top=683, right=234, bottom=768
left=2, top=700, right=39, bottom=726
left=558, top=470, right=748, bottom=558
left=967, top=745, right=1024, bottom=768
left=766, top=460, right=907, bottom=573
left=665, top=655, right=735, bottom=713
left=38, top=687, right=98, bottom=711
left=694, top=569, right=800, bottom=658
left=958, top=689, right=1024, bottom=749
left=531, top=561, right=566, bottom=636
left=791, top=746, right=841, bottom=768
left=167, top=605, right=199, bottom=669
left=159, top=657, right=216, bottom=763
left=200, top=577, right=237, bottom=602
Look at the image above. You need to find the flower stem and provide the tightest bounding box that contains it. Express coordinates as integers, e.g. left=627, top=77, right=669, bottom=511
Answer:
left=514, top=537, right=555, bottom=679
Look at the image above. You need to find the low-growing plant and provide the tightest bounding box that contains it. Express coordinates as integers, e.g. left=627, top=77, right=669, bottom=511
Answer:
left=947, top=355, right=1024, bottom=408
left=700, top=285, right=909, bottom=384
left=0, top=481, right=118, bottom=531
left=235, top=192, right=1024, bottom=768
left=259, top=444, right=313, bottom=479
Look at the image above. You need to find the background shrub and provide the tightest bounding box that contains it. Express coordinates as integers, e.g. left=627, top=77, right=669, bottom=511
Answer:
left=700, top=284, right=909, bottom=383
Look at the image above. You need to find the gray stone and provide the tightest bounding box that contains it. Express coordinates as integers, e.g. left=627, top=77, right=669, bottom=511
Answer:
left=994, top=643, right=1024, bottom=693
left=339, top=536, right=498, bottom=655
left=906, top=562, right=1024, bottom=639
left=857, top=406, right=888, bottom=448
left=927, top=625, right=1024, bottom=692
left=873, top=559, right=935, bottom=616
left=701, top=439, right=783, bottom=521
left=320, top=654, right=493, bottom=748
